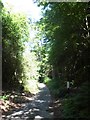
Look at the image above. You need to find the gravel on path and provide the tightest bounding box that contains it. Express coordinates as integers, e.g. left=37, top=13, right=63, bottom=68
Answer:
left=2, top=83, right=54, bottom=120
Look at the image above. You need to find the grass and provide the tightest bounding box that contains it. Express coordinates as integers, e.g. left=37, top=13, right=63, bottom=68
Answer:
left=0, top=95, right=9, bottom=100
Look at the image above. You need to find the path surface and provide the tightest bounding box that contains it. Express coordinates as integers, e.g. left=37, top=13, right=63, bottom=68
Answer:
left=2, top=83, right=54, bottom=120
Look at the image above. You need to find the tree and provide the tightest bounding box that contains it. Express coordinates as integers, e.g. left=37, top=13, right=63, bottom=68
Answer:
left=2, top=8, right=30, bottom=90
left=36, top=2, right=90, bottom=118
left=32, top=22, right=51, bottom=82
left=37, top=2, right=89, bottom=85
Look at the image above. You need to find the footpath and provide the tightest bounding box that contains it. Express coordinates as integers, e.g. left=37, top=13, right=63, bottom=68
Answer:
left=2, top=83, right=54, bottom=120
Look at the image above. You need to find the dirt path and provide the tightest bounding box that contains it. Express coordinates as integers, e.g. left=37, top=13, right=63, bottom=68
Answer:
left=2, top=83, right=54, bottom=120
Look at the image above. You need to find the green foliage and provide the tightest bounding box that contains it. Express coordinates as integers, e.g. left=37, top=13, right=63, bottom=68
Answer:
left=63, top=82, right=89, bottom=118
left=38, top=2, right=89, bottom=84
left=24, top=80, right=39, bottom=94
left=2, top=1, right=89, bottom=118
left=44, top=77, right=66, bottom=97
left=0, top=95, right=9, bottom=100
left=2, top=5, right=41, bottom=93
left=63, top=98, right=78, bottom=118
left=32, top=23, right=51, bottom=82
left=22, top=52, right=40, bottom=92
left=2, top=8, right=30, bottom=90
left=36, top=2, right=89, bottom=118
left=0, top=0, right=3, bottom=9
left=22, top=51, right=40, bottom=82
left=44, top=77, right=51, bottom=84
left=43, top=77, right=57, bottom=95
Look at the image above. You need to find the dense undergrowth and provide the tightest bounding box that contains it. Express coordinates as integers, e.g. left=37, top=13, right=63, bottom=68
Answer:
left=44, top=77, right=89, bottom=118
left=1, top=1, right=90, bottom=119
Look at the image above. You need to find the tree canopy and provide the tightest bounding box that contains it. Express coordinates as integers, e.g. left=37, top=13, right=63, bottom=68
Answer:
left=1, top=1, right=90, bottom=118
left=35, top=2, right=90, bottom=118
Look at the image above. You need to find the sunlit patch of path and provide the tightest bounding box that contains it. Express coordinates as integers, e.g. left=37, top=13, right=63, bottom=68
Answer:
left=2, top=83, right=54, bottom=120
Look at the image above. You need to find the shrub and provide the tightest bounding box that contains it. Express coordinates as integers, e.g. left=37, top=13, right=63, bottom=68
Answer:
left=62, top=82, right=89, bottom=118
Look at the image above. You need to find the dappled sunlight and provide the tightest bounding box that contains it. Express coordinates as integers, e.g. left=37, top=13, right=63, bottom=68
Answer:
left=34, top=115, right=44, bottom=119
left=35, top=99, right=45, bottom=103
left=24, top=80, right=40, bottom=94
left=38, top=83, right=46, bottom=89
left=54, top=99, right=62, bottom=108
left=2, top=0, right=42, bottom=21
left=54, top=103, right=62, bottom=108
left=55, top=99, right=60, bottom=104
left=2, top=83, right=54, bottom=119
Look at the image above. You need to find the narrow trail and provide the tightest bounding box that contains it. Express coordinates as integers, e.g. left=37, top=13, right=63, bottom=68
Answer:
left=2, top=83, right=54, bottom=120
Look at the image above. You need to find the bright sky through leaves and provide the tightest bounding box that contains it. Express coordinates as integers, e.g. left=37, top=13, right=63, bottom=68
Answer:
left=2, top=0, right=42, bottom=21
left=2, top=0, right=42, bottom=56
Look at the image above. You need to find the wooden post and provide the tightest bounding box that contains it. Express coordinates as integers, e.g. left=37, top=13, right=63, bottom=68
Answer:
left=67, top=81, right=70, bottom=94
left=67, top=81, right=70, bottom=89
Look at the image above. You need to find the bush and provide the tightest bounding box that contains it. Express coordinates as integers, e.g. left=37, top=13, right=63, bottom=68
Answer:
left=44, top=77, right=67, bottom=97
left=62, top=82, right=90, bottom=118
left=62, top=98, right=79, bottom=118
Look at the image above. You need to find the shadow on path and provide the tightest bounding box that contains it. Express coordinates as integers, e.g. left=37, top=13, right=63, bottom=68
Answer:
left=2, top=83, right=54, bottom=120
